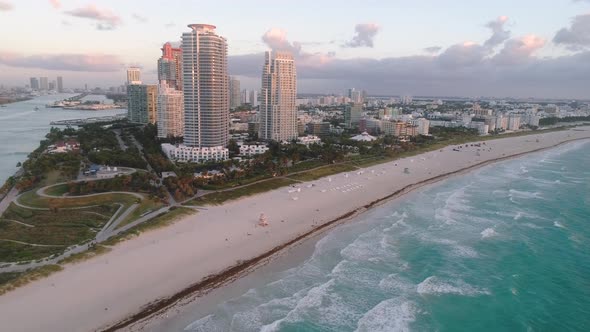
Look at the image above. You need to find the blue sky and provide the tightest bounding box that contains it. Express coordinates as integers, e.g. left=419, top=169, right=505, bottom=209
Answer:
left=1, top=0, right=589, bottom=98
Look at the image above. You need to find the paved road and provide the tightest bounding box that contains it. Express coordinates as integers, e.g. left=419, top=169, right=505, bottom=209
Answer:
left=0, top=187, right=19, bottom=216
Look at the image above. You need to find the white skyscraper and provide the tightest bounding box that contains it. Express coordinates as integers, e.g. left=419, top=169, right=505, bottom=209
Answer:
left=157, top=81, right=184, bottom=138
left=182, top=24, right=229, bottom=148
left=229, top=76, right=241, bottom=109
left=259, top=51, right=297, bottom=142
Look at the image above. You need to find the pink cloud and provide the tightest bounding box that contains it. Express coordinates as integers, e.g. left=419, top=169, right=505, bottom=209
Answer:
left=49, top=0, right=60, bottom=9
left=0, top=52, right=123, bottom=72
left=65, top=4, right=122, bottom=30
left=0, top=1, right=14, bottom=11
left=493, top=34, right=545, bottom=65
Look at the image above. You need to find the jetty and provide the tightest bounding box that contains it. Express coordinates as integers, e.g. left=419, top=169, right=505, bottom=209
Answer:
left=50, top=114, right=127, bottom=126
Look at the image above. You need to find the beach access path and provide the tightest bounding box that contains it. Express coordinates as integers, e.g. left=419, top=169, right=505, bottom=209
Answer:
left=0, top=128, right=589, bottom=332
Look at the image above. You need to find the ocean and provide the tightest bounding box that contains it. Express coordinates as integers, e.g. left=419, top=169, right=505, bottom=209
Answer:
left=180, top=139, right=590, bottom=331
left=0, top=94, right=126, bottom=185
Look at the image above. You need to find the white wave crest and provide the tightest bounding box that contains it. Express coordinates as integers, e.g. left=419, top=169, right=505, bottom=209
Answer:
left=481, top=228, right=498, bottom=239
left=417, top=276, right=490, bottom=296
left=354, top=299, right=418, bottom=332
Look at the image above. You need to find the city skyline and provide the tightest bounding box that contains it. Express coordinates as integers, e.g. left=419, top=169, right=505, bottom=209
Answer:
left=0, top=0, right=589, bottom=98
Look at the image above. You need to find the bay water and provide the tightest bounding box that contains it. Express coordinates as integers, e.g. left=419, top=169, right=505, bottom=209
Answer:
left=0, top=94, right=126, bottom=185
left=182, top=139, right=590, bottom=331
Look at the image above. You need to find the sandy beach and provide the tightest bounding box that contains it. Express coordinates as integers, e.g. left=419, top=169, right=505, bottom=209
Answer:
left=0, top=127, right=589, bottom=332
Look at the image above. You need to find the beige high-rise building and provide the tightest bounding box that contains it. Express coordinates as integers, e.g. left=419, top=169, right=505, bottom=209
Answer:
left=182, top=24, right=229, bottom=148
left=259, top=51, right=297, bottom=142
left=157, top=81, right=184, bottom=138
left=127, top=67, right=142, bottom=85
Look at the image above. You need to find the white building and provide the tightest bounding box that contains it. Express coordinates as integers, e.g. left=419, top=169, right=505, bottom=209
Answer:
left=259, top=51, right=298, bottom=141
left=182, top=24, right=229, bottom=148
left=161, top=143, right=229, bottom=163
left=157, top=81, right=184, bottom=138
left=351, top=132, right=377, bottom=142
left=468, top=122, right=489, bottom=135
left=239, top=144, right=269, bottom=157
left=297, top=135, right=322, bottom=146
left=229, top=76, right=241, bottom=109
left=410, top=118, right=430, bottom=135
left=508, top=115, right=521, bottom=131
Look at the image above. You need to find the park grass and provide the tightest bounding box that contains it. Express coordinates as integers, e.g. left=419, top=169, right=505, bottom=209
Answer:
left=186, top=178, right=298, bottom=206
left=18, top=190, right=139, bottom=209
left=115, top=198, right=165, bottom=230
left=0, top=264, right=63, bottom=296
left=287, top=159, right=328, bottom=173
left=0, top=204, right=117, bottom=262
left=57, top=245, right=111, bottom=265
left=103, top=207, right=196, bottom=245
left=43, top=183, right=69, bottom=197
left=0, top=240, right=65, bottom=263
left=287, top=163, right=358, bottom=182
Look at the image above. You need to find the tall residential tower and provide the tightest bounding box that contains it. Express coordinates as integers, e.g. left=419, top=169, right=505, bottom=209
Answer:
left=158, top=43, right=182, bottom=90
left=181, top=24, right=229, bottom=147
left=259, top=51, right=297, bottom=142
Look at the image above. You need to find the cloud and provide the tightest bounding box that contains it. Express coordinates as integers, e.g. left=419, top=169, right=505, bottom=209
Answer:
left=261, top=28, right=302, bottom=54
left=554, top=14, right=590, bottom=50
left=0, top=1, right=13, bottom=11
left=132, top=13, right=148, bottom=23
left=438, top=42, right=488, bottom=67
left=49, top=0, right=60, bottom=9
left=164, top=22, right=175, bottom=28
left=0, top=52, right=123, bottom=72
left=65, top=4, right=122, bottom=30
left=493, top=35, right=545, bottom=65
left=484, top=16, right=511, bottom=48
left=344, top=23, right=380, bottom=48
left=424, top=46, right=442, bottom=54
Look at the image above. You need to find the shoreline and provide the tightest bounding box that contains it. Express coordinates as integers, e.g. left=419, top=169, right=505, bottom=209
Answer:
left=1, top=128, right=589, bottom=332
left=108, top=135, right=590, bottom=332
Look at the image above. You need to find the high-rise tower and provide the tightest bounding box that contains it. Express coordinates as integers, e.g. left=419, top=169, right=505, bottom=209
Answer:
left=181, top=24, right=229, bottom=148
left=259, top=51, right=297, bottom=142
left=158, top=43, right=182, bottom=91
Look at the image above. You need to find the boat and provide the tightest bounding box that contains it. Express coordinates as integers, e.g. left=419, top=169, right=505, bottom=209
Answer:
left=34, top=106, right=40, bottom=111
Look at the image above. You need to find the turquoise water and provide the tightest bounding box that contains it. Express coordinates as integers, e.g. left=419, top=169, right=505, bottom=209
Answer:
left=0, top=94, right=126, bottom=185
left=184, top=140, right=590, bottom=332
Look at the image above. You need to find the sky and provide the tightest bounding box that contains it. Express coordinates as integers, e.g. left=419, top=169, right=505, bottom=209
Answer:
left=0, top=0, right=589, bottom=98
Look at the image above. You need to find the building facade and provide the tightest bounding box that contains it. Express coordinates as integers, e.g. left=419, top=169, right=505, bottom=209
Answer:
left=344, top=103, right=363, bottom=128
left=158, top=43, right=182, bottom=90
left=57, top=76, right=63, bottom=93
left=229, top=76, right=241, bottom=109
left=127, top=84, right=158, bottom=124
left=259, top=51, right=298, bottom=142
left=127, top=67, right=142, bottom=85
left=182, top=24, right=229, bottom=148
left=161, top=143, right=228, bottom=163
left=40, top=77, right=48, bottom=91
left=157, top=81, right=184, bottom=138
left=30, top=77, right=39, bottom=91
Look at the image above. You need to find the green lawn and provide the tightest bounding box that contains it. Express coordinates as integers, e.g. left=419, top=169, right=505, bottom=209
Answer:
left=0, top=204, right=117, bottom=262
left=186, top=178, right=298, bottom=206
left=18, top=190, right=139, bottom=209
left=287, top=164, right=358, bottom=182
left=43, top=184, right=69, bottom=197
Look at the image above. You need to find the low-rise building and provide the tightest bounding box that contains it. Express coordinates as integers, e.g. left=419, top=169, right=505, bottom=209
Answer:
left=161, top=143, right=229, bottom=163
left=351, top=132, right=377, bottom=142
left=239, top=144, right=269, bottom=157
left=297, top=135, right=322, bottom=146
left=47, top=139, right=80, bottom=154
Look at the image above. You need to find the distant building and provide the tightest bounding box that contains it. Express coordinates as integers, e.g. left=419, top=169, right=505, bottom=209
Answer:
left=306, top=122, right=331, bottom=137
left=127, top=84, right=158, bottom=124
left=127, top=67, right=142, bottom=85
left=351, top=132, right=377, bottom=142
left=239, top=144, right=269, bottom=157
left=344, top=103, right=363, bottom=129
left=30, top=77, right=39, bottom=91
left=259, top=51, right=298, bottom=142
left=182, top=23, right=229, bottom=148
left=409, top=118, right=430, bottom=136
left=229, top=76, right=241, bottom=109
left=40, top=77, right=49, bottom=91
left=48, top=81, right=56, bottom=91
left=157, top=81, right=184, bottom=138
left=508, top=115, right=521, bottom=131
left=158, top=42, right=183, bottom=90
left=297, top=135, right=322, bottom=146
left=161, top=143, right=229, bottom=163
left=57, top=76, right=64, bottom=93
